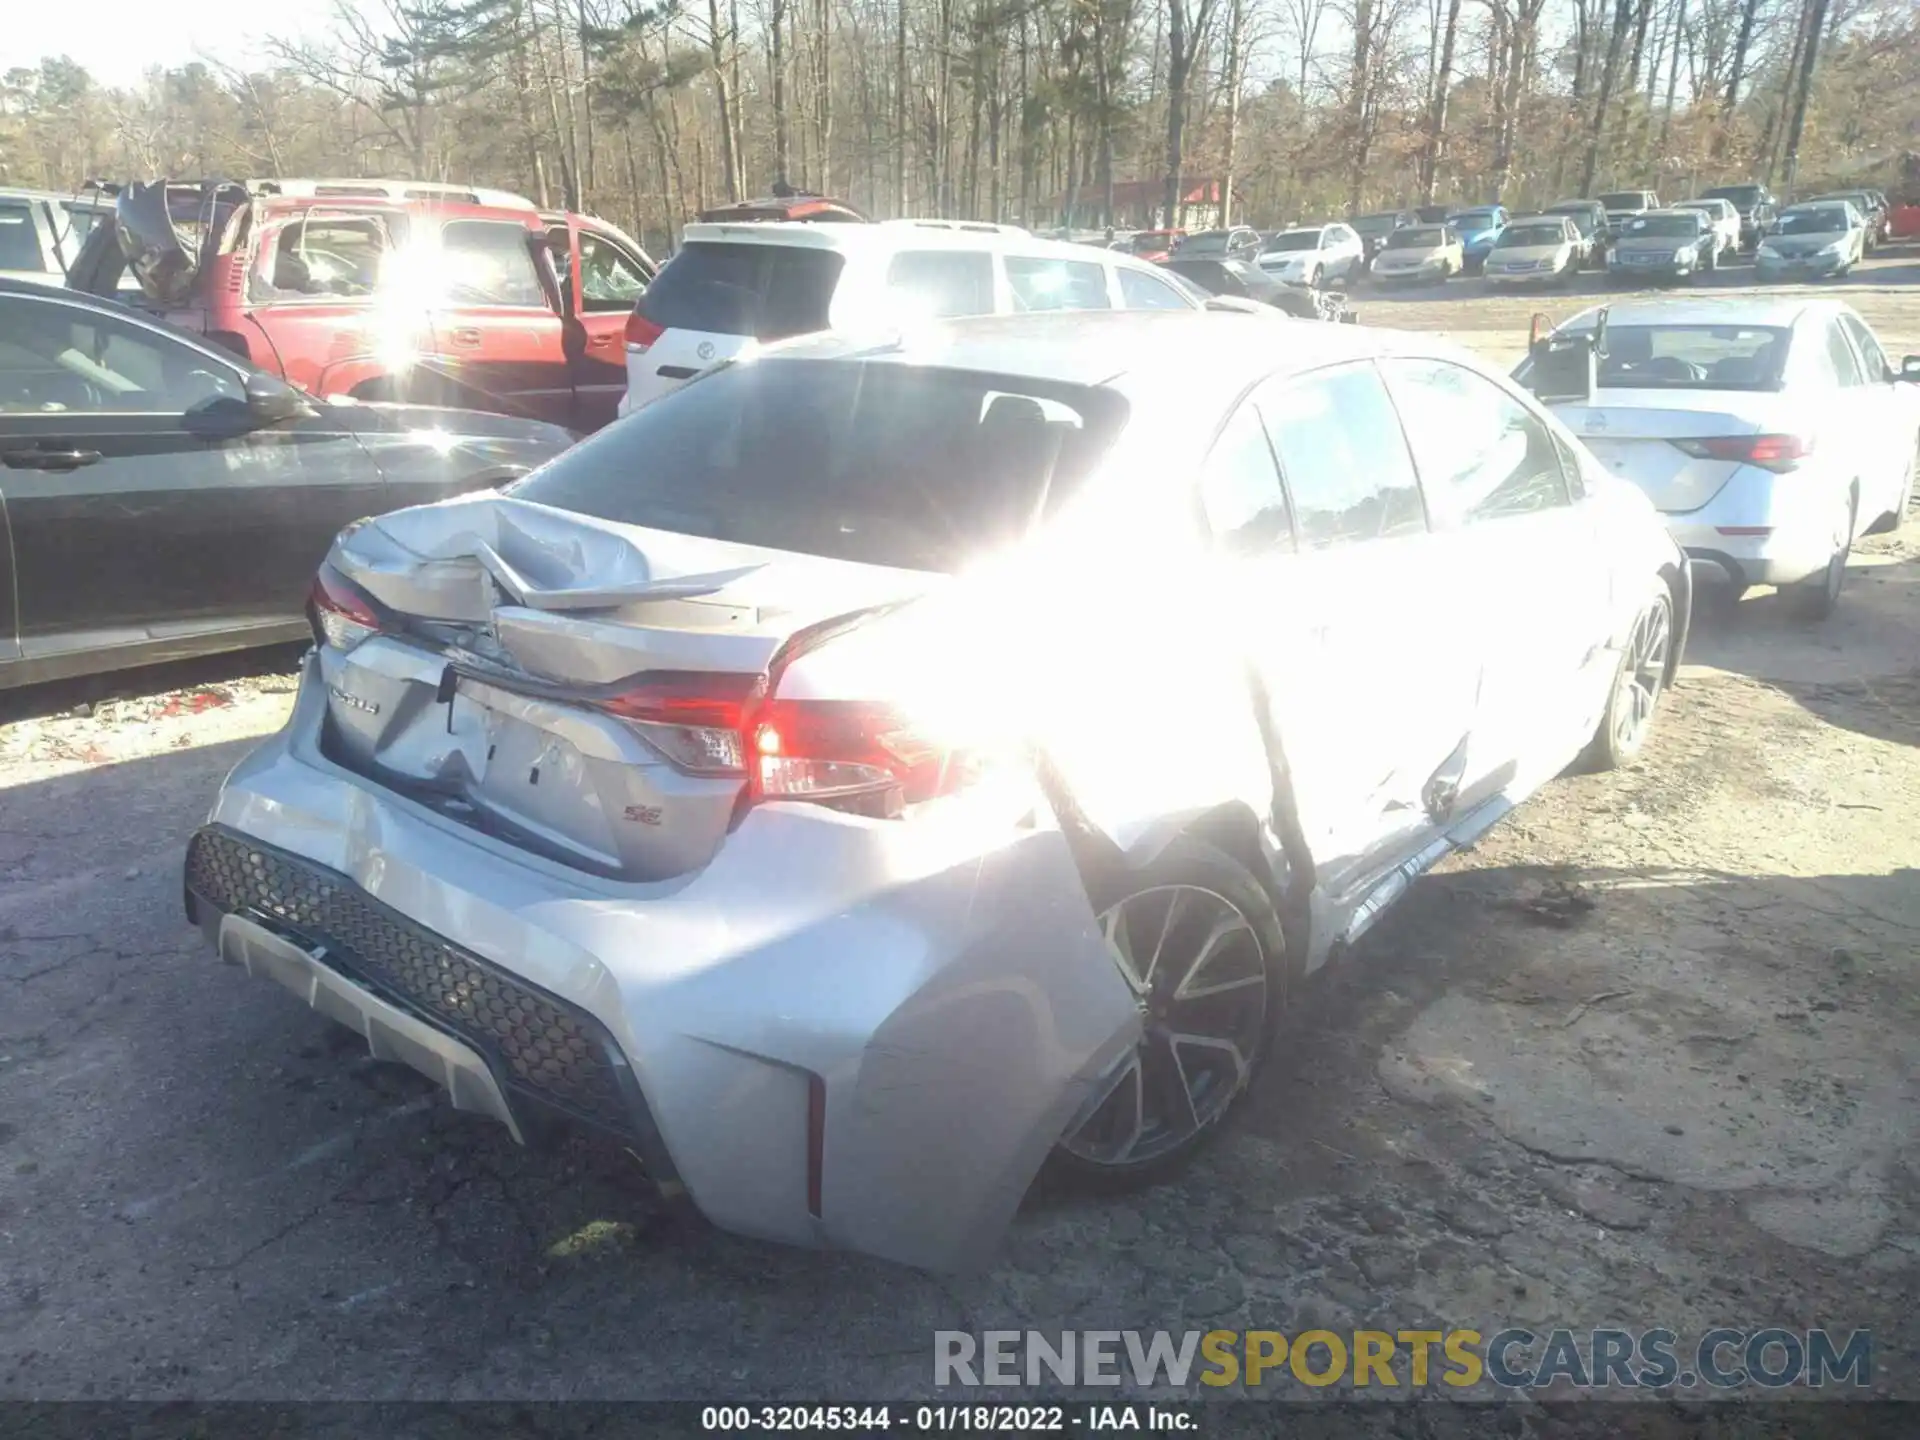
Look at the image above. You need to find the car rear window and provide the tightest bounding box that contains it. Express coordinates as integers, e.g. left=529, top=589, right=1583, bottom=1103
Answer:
left=1705, top=186, right=1763, bottom=207
left=1599, top=193, right=1647, bottom=209
left=1388, top=226, right=1448, bottom=248
left=508, top=358, right=1128, bottom=572
left=1589, top=324, right=1792, bottom=392
left=637, top=241, right=845, bottom=340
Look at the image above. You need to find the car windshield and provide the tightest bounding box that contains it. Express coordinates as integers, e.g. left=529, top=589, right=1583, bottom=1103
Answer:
left=1177, top=232, right=1232, bottom=255
left=1582, top=323, right=1792, bottom=392
left=1599, top=193, right=1648, bottom=210
left=1263, top=230, right=1322, bottom=253
left=1130, top=232, right=1175, bottom=253
left=1498, top=225, right=1567, bottom=248
left=1776, top=208, right=1847, bottom=235
left=1705, top=185, right=1763, bottom=207
left=1450, top=211, right=1498, bottom=229
left=508, top=358, right=1127, bottom=573
left=1622, top=215, right=1699, bottom=238
left=1388, top=227, right=1447, bottom=248
left=1353, top=213, right=1404, bottom=235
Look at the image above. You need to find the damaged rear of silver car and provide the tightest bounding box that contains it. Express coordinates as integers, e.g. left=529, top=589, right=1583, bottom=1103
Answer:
left=185, top=312, right=1685, bottom=1269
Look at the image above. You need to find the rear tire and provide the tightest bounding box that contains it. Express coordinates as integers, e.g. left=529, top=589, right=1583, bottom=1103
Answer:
left=1048, top=835, right=1287, bottom=1193
left=1786, top=496, right=1855, bottom=621
left=1580, top=589, right=1673, bottom=772
left=1866, top=440, right=1916, bottom=535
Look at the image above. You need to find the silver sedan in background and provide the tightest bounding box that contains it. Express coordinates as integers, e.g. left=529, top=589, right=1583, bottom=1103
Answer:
left=185, top=311, right=1688, bottom=1270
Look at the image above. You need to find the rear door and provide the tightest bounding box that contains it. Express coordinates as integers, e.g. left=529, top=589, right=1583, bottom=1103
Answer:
left=427, top=216, right=572, bottom=426
left=1382, top=356, right=1613, bottom=795
left=1241, top=362, right=1475, bottom=900
left=246, top=208, right=418, bottom=398
left=1834, top=312, right=1919, bottom=524
left=1003, top=253, right=1114, bottom=312
left=624, top=237, right=845, bottom=413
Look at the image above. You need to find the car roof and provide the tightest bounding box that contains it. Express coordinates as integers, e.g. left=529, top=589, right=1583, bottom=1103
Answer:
left=761, top=309, right=1449, bottom=396
left=1560, top=295, right=1832, bottom=330
left=0, top=275, right=265, bottom=353
left=679, top=219, right=1112, bottom=257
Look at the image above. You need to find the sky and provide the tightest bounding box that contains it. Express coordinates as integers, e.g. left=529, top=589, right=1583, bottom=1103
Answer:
left=10, top=0, right=285, bottom=89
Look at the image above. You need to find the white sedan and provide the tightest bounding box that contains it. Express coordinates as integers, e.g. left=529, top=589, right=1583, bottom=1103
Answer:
left=1255, top=223, right=1365, bottom=287
left=187, top=310, right=1688, bottom=1271
left=1675, top=198, right=1741, bottom=260
left=1524, top=298, right=1920, bottom=617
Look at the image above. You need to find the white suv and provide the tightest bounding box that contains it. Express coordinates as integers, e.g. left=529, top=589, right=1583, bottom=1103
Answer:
left=618, top=220, right=1204, bottom=415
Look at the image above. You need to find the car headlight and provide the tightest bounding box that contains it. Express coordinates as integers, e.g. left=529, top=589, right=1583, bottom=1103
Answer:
left=1757, top=243, right=1782, bottom=259
left=1818, top=240, right=1848, bottom=257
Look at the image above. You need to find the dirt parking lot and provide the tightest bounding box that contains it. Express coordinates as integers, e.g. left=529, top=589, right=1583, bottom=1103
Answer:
left=3, top=254, right=1918, bottom=1410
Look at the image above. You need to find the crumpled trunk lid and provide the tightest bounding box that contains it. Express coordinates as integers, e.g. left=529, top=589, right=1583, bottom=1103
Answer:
left=317, top=494, right=935, bottom=879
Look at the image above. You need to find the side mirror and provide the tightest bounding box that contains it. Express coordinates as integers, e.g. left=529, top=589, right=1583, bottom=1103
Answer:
left=245, top=373, right=315, bottom=423
left=1900, top=356, right=1920, bottom=383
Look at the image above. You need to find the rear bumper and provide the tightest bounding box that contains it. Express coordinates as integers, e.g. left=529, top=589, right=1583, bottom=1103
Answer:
left=186, top=659, right=1139, bottom=1271
left=1660, top=464, right=1846, bottom=588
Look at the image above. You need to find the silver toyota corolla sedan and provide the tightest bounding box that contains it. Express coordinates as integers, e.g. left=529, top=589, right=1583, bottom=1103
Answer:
left=185, top=310, right=1690, bottom=1270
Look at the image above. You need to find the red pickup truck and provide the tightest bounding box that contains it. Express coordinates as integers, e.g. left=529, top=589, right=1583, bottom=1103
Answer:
left=70, top=178, right=657, bottom=434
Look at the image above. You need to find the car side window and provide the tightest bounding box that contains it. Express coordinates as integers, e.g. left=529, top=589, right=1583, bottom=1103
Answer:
left=886, top=249, right=996, bottom=318
left=439, top=219, right=547, bottom=307
left=576, top=232, right=651, bottom=311
left=1197, top=401, right=1293, bottom=554
left=1005, top=255, right=1110, bottom=312
left=1823, top=321, right=1866, bottom=388
left=1260, top=363, right=1426, bottom=548
left=251, top=214, right=401, bottom=303
left=0, top=297, right=243, bottom=415
left=1839, top=315, right=1893, bottom=382
left=1380, top=357, right=1573, bottom=522
left=1117, top=266, right=1193, bottom=310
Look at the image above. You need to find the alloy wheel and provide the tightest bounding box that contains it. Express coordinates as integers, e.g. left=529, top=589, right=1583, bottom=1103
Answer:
left=1061, top=885, right=1269, bottom=1169
left=1612, top=598, right=1672, bottom=755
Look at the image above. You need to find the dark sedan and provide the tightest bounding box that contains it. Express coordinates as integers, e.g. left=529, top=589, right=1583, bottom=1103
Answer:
left=0, top=279, right=575, bottom=688
left=1158, top=256, right=1338, bottom=320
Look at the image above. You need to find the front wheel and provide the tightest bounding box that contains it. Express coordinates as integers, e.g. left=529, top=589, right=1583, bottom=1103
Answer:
left=1581, top=588, right=1673, bottom=771
left=1050, top=835, right=1286, bottom=1191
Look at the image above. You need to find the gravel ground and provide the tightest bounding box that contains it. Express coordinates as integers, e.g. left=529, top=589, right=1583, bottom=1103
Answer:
left=2, top=251, right=1918, bottom=1412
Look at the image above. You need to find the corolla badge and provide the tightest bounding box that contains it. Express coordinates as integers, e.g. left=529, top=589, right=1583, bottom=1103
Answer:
left=696, top=341, right=716, bottom=361
left=327, top=684, right=381, bottom=716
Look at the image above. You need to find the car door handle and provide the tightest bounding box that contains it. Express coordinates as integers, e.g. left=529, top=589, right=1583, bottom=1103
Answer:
left=449, top=328, right=483, bottom=347
left=588, top=332, right=618, bottom=348
left=3, top=447, right=102, bottom=471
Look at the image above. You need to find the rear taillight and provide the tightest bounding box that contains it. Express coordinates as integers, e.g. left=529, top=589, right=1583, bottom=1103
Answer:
left=1670, top=433, right=1813, bottom=473
left=307, top=565, right=382, bottom=651
left=596, top=674, right=977, bottom=818
left=597, top=671, right=762, bottom=773
left=624, top=308, right=664, bottom=352
left=750, top=699, right=974, bottom=818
